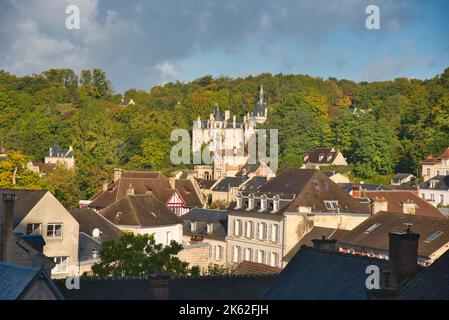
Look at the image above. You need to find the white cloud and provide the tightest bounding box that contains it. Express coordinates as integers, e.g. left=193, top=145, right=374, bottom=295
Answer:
left=155, top=62, right=181, bottom=84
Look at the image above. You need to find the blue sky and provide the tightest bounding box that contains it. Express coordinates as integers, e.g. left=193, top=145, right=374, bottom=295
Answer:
left=0, top=0, right=448, bottom=92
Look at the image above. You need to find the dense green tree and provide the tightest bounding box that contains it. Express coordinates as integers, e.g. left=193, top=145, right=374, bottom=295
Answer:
left=91, top=233, right=199, bottom=277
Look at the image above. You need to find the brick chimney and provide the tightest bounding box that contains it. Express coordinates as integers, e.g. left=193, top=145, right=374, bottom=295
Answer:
left=388, top=224, right=420, bottom=288
left=126, top=183, right=134, bottom=196
left=0, top=193, right=15, bottom=261
left=113, top=168, right=123, bottom=182
left=311, top=235, right=337, bottom=251
left=372, top=196, right=388, bottom=214
left=402, top=200, right=416, bottom=215
left=352, top=184, right=363, bottom=198
left=366, top=224, right=420, bottom=300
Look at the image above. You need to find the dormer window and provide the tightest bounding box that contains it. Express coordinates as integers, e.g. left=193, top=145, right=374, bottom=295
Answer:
left=273, top=197, right=280, bottom=212
left=318, top=154, right=324, bottom=161
left=207, top=223, right=213, bottom=234
left=190, top=221, right=197, bottom=232
left=430, top=180, right=438, bottom=189
left=261, top=195, right=267, bottom=211
left=304, top=155, right=309, bottom=162
left=327, top=154, right=333, bottom=162
left=236, top=196, right=243, bottom=209
left=247, top=195, right=255, bottom=210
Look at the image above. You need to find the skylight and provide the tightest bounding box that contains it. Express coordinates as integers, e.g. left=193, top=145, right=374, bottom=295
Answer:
left=364, top=223, right=381, bottom=234
left=425, top=231, right=443, bottom=243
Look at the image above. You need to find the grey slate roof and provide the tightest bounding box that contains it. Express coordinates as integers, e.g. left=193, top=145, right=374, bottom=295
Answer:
left=0, top=262, right=40, bottom=300
left=419, top=175, right=449, bottom=190
left=261, top=246, right=388, bottom=300
left=79, top=232, right=102, bottom=262
left=55, top=275, right=276, bottom=300
left=101, top=194, right=183, bottom=227
left=212, top=105, right=224, bottom=121
left=0, top=189, right=48, bottom=228
left=182, top=208, right=228, bottom=240
left=399, top=249, right=449, bottom=299
left=70, top=207, right=122, bottom=242
left=252, top=101, right=266, bottom=117
left=0, top=262, right=63, bottom=300
left=182, top=208, right=228, bottom=222
left=391, top=173, right=414, bottom=183
left=239, top=176, right=268, bottom=192
left=338, top=183, right=394, bottom=193
left=48, top=145, right=72, bottom=157
left=212, top=176, right=248, bottom=192
left=18, top=235, right=46, bottom=250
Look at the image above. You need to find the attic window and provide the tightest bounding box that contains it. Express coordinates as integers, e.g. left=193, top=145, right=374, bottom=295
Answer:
left=425, top=231, right=443, bottom=243
left=364, top=223, right=381, bottom=234
left=185, top=188, right=191, bottom=194
left=312, top=180, right=320, bottom=189
left=150, top=211, right=157, bottom=218
left=324, top=200, right=339, bottom=210
left=191, top=221, right=197, bottom=232
left=327, top=154, right=333, bottom=162
left=115, top=211, right=122, bottom=220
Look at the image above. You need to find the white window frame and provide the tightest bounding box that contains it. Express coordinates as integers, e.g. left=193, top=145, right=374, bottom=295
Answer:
left=47, top=223, right=63, bottom=238
left=52, top=256, right=69, bottom=274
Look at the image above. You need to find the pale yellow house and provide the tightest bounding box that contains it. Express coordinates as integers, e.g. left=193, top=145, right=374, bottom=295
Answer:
left=227, top=169, right=369, bottom=269
left=421, top=147, right=449, bottom=181
left=1, top=189, right=79, bottom=279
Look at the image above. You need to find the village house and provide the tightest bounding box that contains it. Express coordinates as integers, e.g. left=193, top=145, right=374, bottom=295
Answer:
left=119, top=97, right=135, bottom=106
left=365, top=190, right=444, bottom=217
left=0, top=193, right=54, bottom=275
left=419, top=175, right=449, bottom=207
left=181, top=208, right=228, bottom=268
left=227, top=169, right=370, bottom=269
left=390, top=173, right=415, bottom=187
left=0, top=189, right=79, bottom=279
left=339, top=211, right=449, bottom=266
left=100, top=194, right=184, bottom=245
left=44, top=145, right=75, bottom=169
left=302, top=147, right=348, bottom=169
left=420, top=147, right=449, bottom=182
left=69, top=208, right=122, bottom=275
left=85, top=169, right=204, bottom=216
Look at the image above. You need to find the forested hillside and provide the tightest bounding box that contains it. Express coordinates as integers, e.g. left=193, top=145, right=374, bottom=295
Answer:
left=1, top=67, right=448, bottom=206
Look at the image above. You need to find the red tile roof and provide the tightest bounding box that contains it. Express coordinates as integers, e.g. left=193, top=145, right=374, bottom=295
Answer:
left=234, top=261, right=281, bottom=275
left=365, top=190, right=444, bottom=217
left=440, top=147, right=449, bottom=159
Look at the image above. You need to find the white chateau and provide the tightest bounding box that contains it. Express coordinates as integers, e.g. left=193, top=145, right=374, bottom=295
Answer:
left=192, top=87, right=268, bottom=180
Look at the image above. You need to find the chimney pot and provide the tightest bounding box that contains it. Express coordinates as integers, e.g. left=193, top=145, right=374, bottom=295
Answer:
left=114, top=168, right=123, bottom=182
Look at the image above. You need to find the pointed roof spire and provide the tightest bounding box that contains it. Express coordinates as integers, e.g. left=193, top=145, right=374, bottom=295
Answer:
left=259, top=85, right=264, bottom=104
